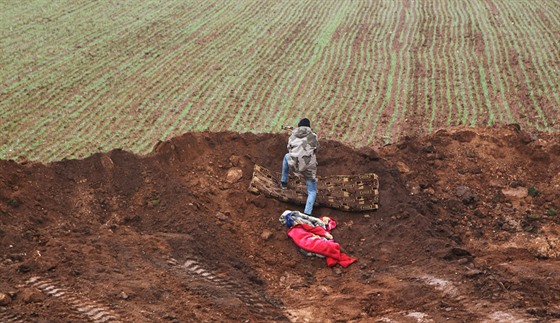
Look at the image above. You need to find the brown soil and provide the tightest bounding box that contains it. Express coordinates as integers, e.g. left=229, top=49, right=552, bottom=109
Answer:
left=1, top=125, right=559, bottom=322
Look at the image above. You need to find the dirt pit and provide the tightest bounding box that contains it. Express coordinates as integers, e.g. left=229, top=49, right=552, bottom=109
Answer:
left=1, top=125, right=559, bottom=322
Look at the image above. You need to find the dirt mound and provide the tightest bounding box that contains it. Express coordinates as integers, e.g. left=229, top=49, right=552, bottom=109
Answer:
left=1, top=126, right=559, bottom=322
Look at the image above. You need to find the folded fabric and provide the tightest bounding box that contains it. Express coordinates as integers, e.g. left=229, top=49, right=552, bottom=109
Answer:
left=280, top=210, right=356, bottom=268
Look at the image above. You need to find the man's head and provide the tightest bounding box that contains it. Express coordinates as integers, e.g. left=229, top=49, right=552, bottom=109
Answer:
left=298, top=118, right=311, bottom=128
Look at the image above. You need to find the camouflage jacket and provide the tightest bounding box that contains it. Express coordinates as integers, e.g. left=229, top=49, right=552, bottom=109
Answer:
left=287, top=126, right=318, bottom=179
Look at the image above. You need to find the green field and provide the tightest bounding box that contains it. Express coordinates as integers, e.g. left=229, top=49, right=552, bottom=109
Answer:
left=1, top=0, right=559, bottom=162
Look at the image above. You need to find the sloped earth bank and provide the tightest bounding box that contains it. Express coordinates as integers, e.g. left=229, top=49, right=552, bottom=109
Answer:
left=1, top=126, right=559, bottom=322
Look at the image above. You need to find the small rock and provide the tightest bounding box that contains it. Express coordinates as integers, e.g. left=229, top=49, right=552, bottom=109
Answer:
left=17, top=264, right=32, bottom=273
left=333, top=267, right=343, bottom=275
left=456, top=186, right=472, bottom=198
left=229, top=155, right=241, bottom=167
left=510, top=180, right=524, bottom=188
left=163, top=313, right=177, bottom=320
left=423, top=145, right=436, bottom=153
left=286, top=260, right=297, bottom=268
left=0, top=292, right=11, bottom=306
left=318, top=285, right=333, bottom=295
left=443, top=247, right=472, bottom=261
left=357, top=146, right=380, bottom=160
left=424, top=188, right=435, bottom=195
left=120, top=292, right=129, bottom=300
left=216, top=212, right=228, bottom=221
left=470, top=167, right=482, bottom=174
left=261, top=230, right=273, bottom=241
left=502, top=187, right=528, bottom=199
left=250, top=197, right=266, bottom=209
left=226, top=167, right=243, bottom=183
left=451, top=247, right=472, bottom=257
left=474, top=210, right=485, bottom=218
left=20, top=288, right=46, bottom=303
left=396, top=161, right=410, bottom=174
left=464, top=269, right=484, bottom=278
left=100, top=155, right=114, bottom=170
left=457, top=258, right=469, bottom=265
left=9, top=253, right=26, bottom=262
left=456, top=186, right=476, bottom=204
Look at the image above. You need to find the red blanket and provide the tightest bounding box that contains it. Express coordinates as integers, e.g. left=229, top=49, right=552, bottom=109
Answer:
left=286, top=218, right=356, bottom=268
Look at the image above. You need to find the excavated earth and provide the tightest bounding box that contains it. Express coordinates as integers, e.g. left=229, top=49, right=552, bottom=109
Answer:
left=1, top=125, right=559, bottom=322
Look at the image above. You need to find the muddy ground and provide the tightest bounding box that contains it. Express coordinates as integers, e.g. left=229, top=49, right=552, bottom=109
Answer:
left=1, top=125, right=559, bottom=322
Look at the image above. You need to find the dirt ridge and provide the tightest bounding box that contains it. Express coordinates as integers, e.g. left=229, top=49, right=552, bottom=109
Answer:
left=1, top=126, right=559, bottom=322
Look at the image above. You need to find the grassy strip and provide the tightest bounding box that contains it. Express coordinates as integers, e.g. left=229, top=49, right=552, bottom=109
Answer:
left=40, top=0, right=223, bottom=161
left=340, top=6, right=372, bottom=144
left=139, top=1, right=267, bottom=149
left=518, top=1, right=560, bottom=112
left=152, top=1, right=263, bottom=136
left=197, top=1, right=306, bottom=131
left=321, top=3, right=360, bottom=139
left=121, top=0, right=243, bottom=150
left=383, top=0, right=419, bottom=144
left=340, top=1, right=385, bottom=146
left=254, top=1, right=338, bottom=129
left=30, top=1, right=207, bottom=160
left=92, top=0, right=252, bottom=154
left=440, top=1, right=458, bottom=126
left=6, top=1, right=184, bottom=159
left=236, top=6, right=328, bottom=132
left=1, top=0, right=112, bottom=122
left=290, top=4, right=344, bottom=133
left=462, top=0, right=497, bottom=127
left=236, top=1, right=322, bottom=133
left=338, top=1, right=374, bottom=143
left=365, top=0, right=400, bottom=144
left=493, top=0, right=548, bottom=131
left=452, top=3, right=469, bottom=125
left=466, top=10, right=486, bottom=127
left=50, top=0, right=232, bottom=159
left=471, top=0, right=514, bottom=124
left=268, top=1, right=351, bottom=132
left=424, top=1, right=438, bottom=132
left=202, top=0, right=317, bottom=133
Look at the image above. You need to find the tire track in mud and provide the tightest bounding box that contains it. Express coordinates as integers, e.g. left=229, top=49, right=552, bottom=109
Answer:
left=168, top=257, right=288, bottom=321
left=376, top=272, right=539, bottom=322
left=8, top=263, right=286, bottom=322
left=21, top=276, right=123, bottom=323
left=0, top=308, right=26, bottom=323
left=415, top=274, right=538, bottom=323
